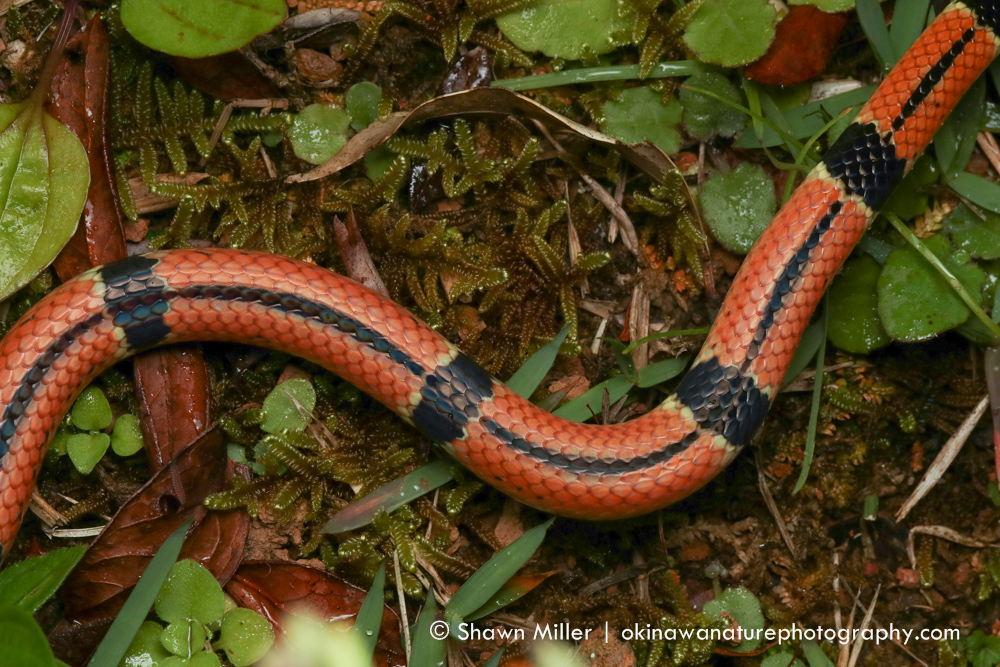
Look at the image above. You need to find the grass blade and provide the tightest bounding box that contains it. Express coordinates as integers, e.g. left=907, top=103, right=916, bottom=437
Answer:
left=856, top=0, right=895, bottom=70
left=636, top=355, right=690, bottom=388
left=508, top=326, right=570, bottom=398
left=781, top=321, right=825, bottom=389
left=793, top=303, right=827, bottom=494
left=410, top=594, right=446, bottom=667
left=493, top=61, right=704, bottom=91
left=0, top=546, right=86, bottom=613
left=323, top=460, right=457, bottom=534
left=888, top=0, right=931, bottom=60
left=87, top=516, right=193, bottom=667
left=352, top=561, right=385, bottom=662
left=551, top=375, right=634, bottom=422
left=445, top=518, right=554, bottom=621
left=948, top=172, right=1000, bottom=213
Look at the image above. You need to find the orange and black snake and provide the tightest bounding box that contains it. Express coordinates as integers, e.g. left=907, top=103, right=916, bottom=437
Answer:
left=2, top=1, right=999, bottom=561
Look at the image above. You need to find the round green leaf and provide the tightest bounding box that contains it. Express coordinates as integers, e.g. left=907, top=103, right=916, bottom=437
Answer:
left=120, top=621, right=171, bottom=667
left=48, top=424, right=72, bottom=458
left=827, top=256, right=890, bottom=353
left=289, top=105, right=351, bottom=165
left=346, top=82, right=382, bottom=131
left=700, top=163, right=776, bottom=253
left=67, top=433, right=111, bottom=475
left=789, top=0, right=857, bottom=9
left=155, top=560, right=226, bottom=626
left=683, top=0, right=777, bottom=67
left=71, top=386, right=113, bottom=431
left=762, top=653, right=805, bottom=667
left=495, top=0, right=631, bottom=59
left=0, top=603, right=56, bottom=667
left=679, top=71, right=746, bottom=140
left=944, top=203, right=1000, bottom=260
left=120, top=0, right=285, bottom=58
left=112, top=414, right=145, bottom=457
left=190, top=652, right=222, bottom=667
left=161, top=621, right=207, bottom=657
left=878, top=235, right=985, bottom=342
left=702, top=587, right=764, bottom=652
left=216, top=609, right=275, bottom=667
left=0, top=107, right=89, bottom=302
left=601, top=87, right=683, bottom=155
left=261, top=378, right=316, bottom=434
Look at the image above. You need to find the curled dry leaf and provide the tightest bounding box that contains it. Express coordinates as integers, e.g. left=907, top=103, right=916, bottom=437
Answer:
left=225, top=561, right=406, bottom=667
left=744, top=5, right=850, bottom=86
left=49, top=427, right=249, bottom=665
left=172, top=52, right=280, bottom=102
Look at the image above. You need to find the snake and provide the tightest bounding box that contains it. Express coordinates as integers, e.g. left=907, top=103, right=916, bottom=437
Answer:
left=1, top=2, right=999, bottom=562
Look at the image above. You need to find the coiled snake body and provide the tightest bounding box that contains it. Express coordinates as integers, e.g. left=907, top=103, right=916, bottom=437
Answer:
left=2, top=1, right=999, bottom=561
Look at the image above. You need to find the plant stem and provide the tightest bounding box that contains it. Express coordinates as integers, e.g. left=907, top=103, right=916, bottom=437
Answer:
left=31, top=0, right=79, bottom=106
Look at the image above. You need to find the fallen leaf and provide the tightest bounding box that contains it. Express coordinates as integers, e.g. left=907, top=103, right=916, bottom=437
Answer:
left=744, top=5, right=849, bottom=85
left=172, top=52, right=279, bottom=101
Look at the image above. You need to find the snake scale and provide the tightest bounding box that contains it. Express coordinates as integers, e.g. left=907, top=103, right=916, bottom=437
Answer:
left=1, top=1, right=999, bottom=562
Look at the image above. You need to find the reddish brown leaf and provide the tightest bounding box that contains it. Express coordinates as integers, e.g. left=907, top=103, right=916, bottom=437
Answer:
left=49, top=428, right=249, bottom=665
left=47, top=15, right=126, bottom=279
left=225, top=562, right=406, bottom=667
left=133, top=348, right=212, bottom=471
left=172, top=52, right=279, bottom=101
left=744, top=5, right=849, bottom=86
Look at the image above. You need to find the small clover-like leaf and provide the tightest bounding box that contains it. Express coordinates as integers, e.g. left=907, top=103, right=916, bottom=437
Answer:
left=789, top=0, right=858, bottom=9
left=827, top=256, right=890, bottom=354
left=160, top=620, right=207, bottom=657
left=683, top=0, right=777, bottom=67
left=111, top=414, right=145, bottom=456
left=67, top=432, right=111, bottom=475
left=878, top=235, right=985, bottom=341
left=215, top=608, right=275, bottom=667
left=71, top=386, right=113, bottom=431
left=702, top=587, right=764, bottom=652
left=601, top=87, right=683, bottom=155
left=120, top=0, right=285, bottom=58
left=495, top=0, right=631, bottom=59
left=119, top=621, right=171, bottom=667
left=700, top=163, right=776, bottom=253
left=346, top=82, right=382, bottom=131
left=289, top=105, right=351, bottom=165
left=944, top=203, right=1000, bottom=260
left=261, top=378, right=317, bottom=434
left=155, top=560, right=226, bottom=626
left=680, top=71, right=747, bottom=140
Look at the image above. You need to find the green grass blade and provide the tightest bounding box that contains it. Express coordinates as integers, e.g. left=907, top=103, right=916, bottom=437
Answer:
left=483, top=649, right=506, bottom=667
left=948, top=172, right=1000, bottom=213
left=735, top=86, right=876, bottom=149
left=508, top=325, right=570, bottom=398
left=888, top=0, right=931, bottom=60
left=410, top=594, right=446, bottom=667
left=323, top=460, right=457, bottom=534
left=87, top=516, right=193, bottom=667
left=0, top=546, right=86, bottom=613
left=636, top=356, right=690, bottom=388
left=352, top=561, right=385, bottom=662
left=781, top=321, right=825, bottom=389
left=793, top=303, right=827, bottom=494
left=445, top=518, right=554, bottom=621
left=856, top=0, right=895, bottom=70
left=551, top=375, right=634, bottom=422
left=493, top=61, right=704, bottom=91
left=622, top=327, right=709, bottom=355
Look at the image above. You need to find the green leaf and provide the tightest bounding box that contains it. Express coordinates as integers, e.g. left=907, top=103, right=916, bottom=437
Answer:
left=0, top=603, right=56, bottom=667
left=120, top=0, right=285, bottom=58
left=636, top=355, right=690, bottom=388
left=601, top=87, right=683, bottom=155
left=683, top=0, right=777, bottom=67
left=762, top=653, right=805, bottom=667
left=888, top=0, right=931, bottom=60
left=789, top=0, right=858, bottom=10
left=782, top=320, right=826, bottom=388
left=878, top=235, right=985, bottom=341
left=119, top=621, right=171, bottom=667
left=155, top=560, right=226, bottom=625
left=111, top=414, right=145, bottom=457
left=949, top=173, right=1000, bottom=214
left=701, top=163, right=776, bottom=253
left=289, top=105, right=352, bottom=166
left=802, top=639, right=835, bottom=667
left=507, top=326, right=570, bottom=398
left=944, top=204, right=1000, bottom=260
left=260, top=378, right=317, bottom=434
left=346, top=82, right=382, bottom=131
left=856, top=0, right=894, bottom=69
left=215, top=609, right=274, bottom=666
left=0, top=546, right=86, bottom=613
left=935, top=78, right=986, bottom=179
left=48, top=424, right=72, bottom=458
left=551, top=374, right=634, bottom=422
left=89, top=518, right=194, bottom=667
left=735, top=85, right=875, bottom=149
left=160, top=620, right=207, bottom=657
left=445, top=518, right=554, bottom=621
left=410, top=594, right=446, bottom=667
left=495, top=0, right=631, bottom=60
left=703, top=587, right=764, bottom=652
left=680, top=71, right=747, bottom=140
left=323, top=460, right=457, bottom=533
left=0, top=100, right=89, bottom=302
left=67, top=432, right=111, bottom=475
left=827, top=256, right=890, bottom=353
left=351, top=562, right=385, bottom=662
left=71, top=386, right=113, bottom=431
left=863, top=494, right=879, bottom=520
left=534, top=643, right=588, bottom=667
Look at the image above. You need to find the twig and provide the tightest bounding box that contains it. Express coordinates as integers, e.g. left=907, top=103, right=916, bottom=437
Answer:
left=754, top=449, right=799, bottom=559
left=905, top=525, right=999, bottom=570
left=393, top=550, right=411, bottom=665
